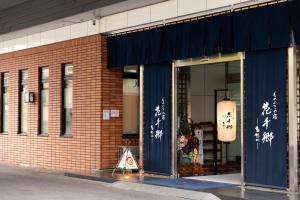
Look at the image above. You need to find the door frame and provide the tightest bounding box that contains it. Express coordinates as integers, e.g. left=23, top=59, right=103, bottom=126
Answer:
left=288, top=47, right=298, bottom=193
left=172, top=53, right=245, bottom=182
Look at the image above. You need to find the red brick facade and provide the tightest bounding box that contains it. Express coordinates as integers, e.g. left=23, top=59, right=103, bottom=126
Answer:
left=0, top=34, right=124, bottom=172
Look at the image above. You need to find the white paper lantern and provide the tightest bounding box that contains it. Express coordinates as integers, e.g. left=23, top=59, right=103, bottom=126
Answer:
left=217, top=99, right=236, bottom=142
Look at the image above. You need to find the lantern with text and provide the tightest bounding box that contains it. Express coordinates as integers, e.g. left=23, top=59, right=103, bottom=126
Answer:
left=217, top=99, right=236, bottom=142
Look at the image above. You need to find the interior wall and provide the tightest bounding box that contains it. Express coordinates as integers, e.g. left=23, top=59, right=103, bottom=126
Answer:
left=190, top=63, right=226, bottom=123
left=190, top=62, right=241, bottom=163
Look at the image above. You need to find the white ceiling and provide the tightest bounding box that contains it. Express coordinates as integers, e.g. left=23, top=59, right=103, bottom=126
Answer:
left=95, top=0, right=168, bottom=17
left=0, top=0, right=167, bottom=41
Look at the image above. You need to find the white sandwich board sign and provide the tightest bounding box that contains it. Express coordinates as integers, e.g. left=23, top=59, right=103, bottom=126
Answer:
left=116, top=148, right=138, bottom=170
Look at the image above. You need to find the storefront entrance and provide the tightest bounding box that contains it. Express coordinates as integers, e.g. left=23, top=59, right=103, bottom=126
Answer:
left=174, top=54, right=243, bottom=183
left=141, top=50, right=290, bottom=189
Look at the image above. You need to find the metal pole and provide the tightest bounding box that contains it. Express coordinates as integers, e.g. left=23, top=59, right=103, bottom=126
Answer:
left=172, top=62, right=178, bottom=178
left=240, top=52, right=245, bottom=187
left=288, top=47, right=299, bottom=193
left=139, top=65, right=144, bottom=174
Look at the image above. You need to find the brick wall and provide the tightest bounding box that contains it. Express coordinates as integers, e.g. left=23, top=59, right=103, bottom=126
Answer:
left=0, top=34, right=123, bottom=172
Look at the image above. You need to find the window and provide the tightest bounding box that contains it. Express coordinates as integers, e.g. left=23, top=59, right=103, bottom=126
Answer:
left=62, top=64, right=73, bottom=136
left=123, top=66, right=139, bottom=135
left=19, top=70, right=28, bottom=134
left=1, top=73, right=8, bottom=133
left=39, top=67, right=49, bottom=135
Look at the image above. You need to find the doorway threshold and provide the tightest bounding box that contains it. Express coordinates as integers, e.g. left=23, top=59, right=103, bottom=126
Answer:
left=184, top=173, right=241, bottom=185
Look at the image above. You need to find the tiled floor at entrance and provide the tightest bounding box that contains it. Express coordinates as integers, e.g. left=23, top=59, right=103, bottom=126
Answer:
left=184, top=173, right=241, bottom=185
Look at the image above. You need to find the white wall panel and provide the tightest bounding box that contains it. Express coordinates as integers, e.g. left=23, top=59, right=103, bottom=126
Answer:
left=204, top=96, right=215, bottom=122
left=99, top=18, right=107, bottom=33
left=2, top=40, right=14, bottom=53
left=178, top=0, right=206, bottom=16
left=41, top=30, right=55, bottom=45
left=105, top=12, right=127, bottom=32
left=150, top=0, right=177, bottom=22
left=55, top=26, right=71, bottom=42
left=191, top=96, right=206, bottom=122
left=128, top=7, right=151, bottom=27
left=71, top=22, right=88, bottom=39
left=14, top=37, right=27, bottom=50
left=191, top=66, right=205, bottom=95
left=204, top=64, right=225, bottom=95
left=207, top=0, right=241, bottom=10
left=27, top=33, right=41, bottom=48
left=87, top=20, right=100, bottom=35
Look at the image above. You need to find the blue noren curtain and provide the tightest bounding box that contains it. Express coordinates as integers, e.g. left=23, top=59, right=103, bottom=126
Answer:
left=143, top=62, right=172, bottom=175
left=245, top=49, right=287, bottom=189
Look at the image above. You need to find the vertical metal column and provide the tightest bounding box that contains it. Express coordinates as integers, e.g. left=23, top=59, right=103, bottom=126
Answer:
left=139, top=65, right=144, bottom=174
left=172, top=62, right=178, bottom=178
left=288, top=47, right=299, bottom=193
left=240, top=52, right=245, bottom=187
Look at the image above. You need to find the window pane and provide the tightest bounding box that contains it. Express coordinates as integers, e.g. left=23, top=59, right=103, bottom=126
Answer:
left=64, top=79, right=72, bottom=135
left=123, top=79, right=139, bottom=134
left=20, top=86, right=28, bottom=133
left=124, top=65, right=138, bottom=73
left=20, top=70, right=28, bottom=134
left=64, top=64, right=73, bottom=76
left=21, top=70, right=28, bottom=83
left=2, top=88, right=8, bottom=133
left=41, top=88, right=48, bottom=134
left=3, top=73, right=9, bottom=87
left=43, top=82, right=49, bottom=89
left=40, top=67, right=49, bottom=135
left=42, top=67, right=49, bottom=80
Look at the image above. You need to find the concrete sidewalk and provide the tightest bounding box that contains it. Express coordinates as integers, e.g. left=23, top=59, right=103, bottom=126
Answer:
left=0, top=163, right=297, bottom=200
left=0, top=163, right=220, bottom=200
